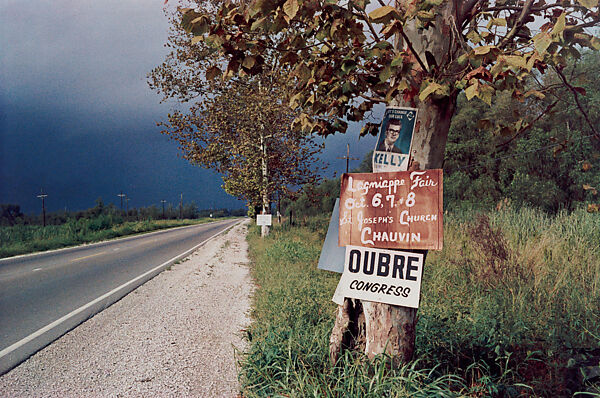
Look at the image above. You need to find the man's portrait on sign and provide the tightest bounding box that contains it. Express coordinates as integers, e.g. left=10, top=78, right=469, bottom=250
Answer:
left=372, top=107, right=418, bottom=172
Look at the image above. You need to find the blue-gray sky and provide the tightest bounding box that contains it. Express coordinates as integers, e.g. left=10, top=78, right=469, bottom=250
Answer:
left=0, top=0, right=377, bottom=214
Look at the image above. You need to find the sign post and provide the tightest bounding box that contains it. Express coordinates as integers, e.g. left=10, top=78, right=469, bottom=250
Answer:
left=256, top=214, right=272, bottom=227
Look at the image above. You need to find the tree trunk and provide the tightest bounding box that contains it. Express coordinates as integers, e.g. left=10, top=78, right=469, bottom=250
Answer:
left=329, top=0, right=460, bottom=365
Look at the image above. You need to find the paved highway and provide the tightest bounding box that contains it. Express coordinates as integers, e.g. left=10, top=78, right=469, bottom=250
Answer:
left=0, top=218, right=241, bottom=373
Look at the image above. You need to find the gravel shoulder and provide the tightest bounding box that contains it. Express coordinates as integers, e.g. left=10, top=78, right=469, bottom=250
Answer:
left=0, top=220, right=253, bottom=397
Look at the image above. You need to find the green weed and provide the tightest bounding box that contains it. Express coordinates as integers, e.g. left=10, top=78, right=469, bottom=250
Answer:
left=0, top=218, right=216, bottom=258
left=241, top=208, right=600, bottom=397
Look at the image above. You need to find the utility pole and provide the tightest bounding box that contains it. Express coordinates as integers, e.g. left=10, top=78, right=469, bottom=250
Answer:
left=161, top=200, right=166, bottom=219
left=179, top=193, right=183, bottom=220
left=37, top=189, right=48, bottom=227
left=117, top=192, right=126, bottom=212
left=336, top=143, right=359, bottom=174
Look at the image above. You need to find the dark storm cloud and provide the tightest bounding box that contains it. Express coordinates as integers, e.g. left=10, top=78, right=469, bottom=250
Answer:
left=0, top=0, right=243, bottom=213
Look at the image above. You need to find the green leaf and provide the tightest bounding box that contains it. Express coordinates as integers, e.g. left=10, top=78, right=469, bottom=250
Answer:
left=379, top=66, right=393, bottom=82
left=479, top=84, right=494, bottom=106
left=416, top=10, right=435, bottom=20
left=368, top=6, right=400, bottom=24
left=466, top=30, right=482, bottom=44
left=419, top=81, right=444, bottom=101
left=191, top=36, right=203, bottom=45
left=391, top=54, right=404, bottom=67
left=341, top=60, right=357, bottom=74
left=342, top=81, right=354, bottom=94
left=457, top=53, right=469, bottom=66
left=283, top=0, right=299, bottom=20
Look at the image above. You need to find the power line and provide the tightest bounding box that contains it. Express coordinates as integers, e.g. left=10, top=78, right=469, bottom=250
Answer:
left=336, top=143, right=359, bottom=174
left=36, top=189, right=48, bottom=227
left=446, top=133, right=597, bottom=174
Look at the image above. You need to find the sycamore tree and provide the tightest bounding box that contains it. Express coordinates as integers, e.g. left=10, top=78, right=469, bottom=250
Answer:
left=175, top=0, right=600, bottom=364
left=149, top=1, right=323, bottom=232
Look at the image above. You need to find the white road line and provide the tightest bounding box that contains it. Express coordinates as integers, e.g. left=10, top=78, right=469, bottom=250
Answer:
left=32, top=268, right=42, bottom=272
left=0, top=220, right=242, bottom=361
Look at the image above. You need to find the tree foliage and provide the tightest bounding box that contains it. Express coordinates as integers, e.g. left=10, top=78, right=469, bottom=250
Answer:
left=445, top=51, right=600, bottom=212
left=150, top=1, right=323, bottom=211
left=178, top=0, right=600, bottom=139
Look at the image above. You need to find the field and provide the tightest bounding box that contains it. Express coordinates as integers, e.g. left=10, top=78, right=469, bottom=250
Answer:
left=240, top=207, right=600, bottom=397
left=0, top=216, right=219, bottom=259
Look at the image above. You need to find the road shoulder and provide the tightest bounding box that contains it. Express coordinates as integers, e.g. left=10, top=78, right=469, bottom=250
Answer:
left=0, top=220, right=253, bottom=397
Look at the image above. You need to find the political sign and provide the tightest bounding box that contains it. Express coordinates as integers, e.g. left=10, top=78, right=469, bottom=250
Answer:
left=338, top=170, right=443, bottom=250
left=332, top=246, right=424, bottom=308
left=372, top=107, right=418, bottom=172
left=317, top=199, right=346, bottom=273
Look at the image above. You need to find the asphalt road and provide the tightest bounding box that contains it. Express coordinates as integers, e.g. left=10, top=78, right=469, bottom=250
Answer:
left=0, top=218, right=241, bottom=371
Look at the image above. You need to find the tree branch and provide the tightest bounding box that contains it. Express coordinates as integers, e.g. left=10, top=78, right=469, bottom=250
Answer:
left=499, top=0, right=535, bottom=48
left=457, top=0, right=482, bottom=27
left=554, top=65, right=600, bottom=141
left=496, top=100, right=559, bottom=148
left=399, top=29, right=429, bottom=73
left=351, top=7, right=381, bottom=43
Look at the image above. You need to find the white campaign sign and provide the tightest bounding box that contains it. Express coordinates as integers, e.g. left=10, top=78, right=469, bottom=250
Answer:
left=256, top=214, right=272, bottom=226
left=332, top=246, right=424, bottom=308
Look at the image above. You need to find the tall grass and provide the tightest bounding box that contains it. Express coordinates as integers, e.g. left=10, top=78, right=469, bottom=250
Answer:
left=241, top=208, right=600, bottom=397
left=0, top=216, right=215, bottom=258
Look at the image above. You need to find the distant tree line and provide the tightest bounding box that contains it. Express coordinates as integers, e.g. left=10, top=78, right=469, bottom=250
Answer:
left=0, top=198, right=245, bottom=227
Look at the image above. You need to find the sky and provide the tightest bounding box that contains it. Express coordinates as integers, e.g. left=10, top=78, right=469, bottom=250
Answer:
left=0, top=0, right=377, bottom=215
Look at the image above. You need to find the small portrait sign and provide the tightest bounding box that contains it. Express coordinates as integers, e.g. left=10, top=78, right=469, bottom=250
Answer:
left=372, top=107, right=418, bottom=172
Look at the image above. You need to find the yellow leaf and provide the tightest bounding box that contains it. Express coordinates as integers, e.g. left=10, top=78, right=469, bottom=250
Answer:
left=465, top=81, right=479, bottom=101
left=552, top=13, right=566, bottom=39
left=533, top=32, right=553, bottom=54
left=242, top=56, right=257, bottom=69
left=505, top=55, right=527, bottom=69
left=578, top=0, right=599, bottom=8
left=419, top=82, right=442, bottom=101
left=524, top=90, right=545, bottom=99
left=473, top=45, right=493, bottom=55
left=283, top=0, right=299, bottom=20
left=368, top=6, right=399, bottom=23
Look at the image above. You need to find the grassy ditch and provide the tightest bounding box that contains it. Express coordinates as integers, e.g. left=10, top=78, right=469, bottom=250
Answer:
left=241, top=208, right=600, bottom=397
left=0, top=217, right=224, bottom=258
